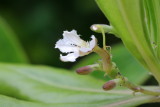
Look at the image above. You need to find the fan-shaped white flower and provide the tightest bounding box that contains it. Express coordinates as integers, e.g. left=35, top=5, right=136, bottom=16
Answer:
left=55, top=30, right=97, bottom=62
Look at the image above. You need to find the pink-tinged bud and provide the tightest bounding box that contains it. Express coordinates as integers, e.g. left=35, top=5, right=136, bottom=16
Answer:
left=102, top=80, right=116, bottom=91
left=76, top=66, right=93, bottom=75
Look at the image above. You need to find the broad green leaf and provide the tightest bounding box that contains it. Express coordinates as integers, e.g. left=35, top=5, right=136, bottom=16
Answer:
left=95, top=0, right=160, bottom=83
left=72, top=44, right=149, bottom=85
left=0, top=17, right=29, bottom=63
left=0, top=93, right=157, bottom=107
left=0, top=63, right=158, bottom=107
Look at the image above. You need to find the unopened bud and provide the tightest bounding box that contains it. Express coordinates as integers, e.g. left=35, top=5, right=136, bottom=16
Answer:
left=90, top=24, right=113, bottom=33
left=90, top=24, right=119, bottom=38
left=76, top=66, right=93, bottom=75
left=103, top=80, right=116, bottom=91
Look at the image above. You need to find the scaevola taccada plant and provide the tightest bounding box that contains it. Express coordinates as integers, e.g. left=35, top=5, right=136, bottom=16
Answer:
left=55, top=0, right=160, bottom=96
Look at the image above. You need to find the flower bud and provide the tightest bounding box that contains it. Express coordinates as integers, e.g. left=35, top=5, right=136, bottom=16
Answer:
left=76, top=66, right=93, bottom=75
left=102, top=80, right=116, bottom=91
left=90, top=24, right=113, bottom=33
left=90, top=24, right=119, bottom=38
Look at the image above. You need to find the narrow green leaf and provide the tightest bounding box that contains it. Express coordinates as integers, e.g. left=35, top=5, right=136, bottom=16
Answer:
left=0, top=17, right=29, bottom=63
left=72, top=44, right=149, bottom=85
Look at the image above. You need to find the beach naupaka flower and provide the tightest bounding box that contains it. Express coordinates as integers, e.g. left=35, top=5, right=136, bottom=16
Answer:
left=55, top=30, right=97, bottom=62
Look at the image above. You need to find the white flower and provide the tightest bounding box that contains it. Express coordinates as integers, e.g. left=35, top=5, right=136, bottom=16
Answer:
left=55, top=30, right=97, bottom=62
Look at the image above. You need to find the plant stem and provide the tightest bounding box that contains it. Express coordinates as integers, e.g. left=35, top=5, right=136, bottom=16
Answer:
left=126, top=81, right=160, bottom=96
left=100, top=28, right=106, bottom=51
left=93, top=46, right=112, bottom=73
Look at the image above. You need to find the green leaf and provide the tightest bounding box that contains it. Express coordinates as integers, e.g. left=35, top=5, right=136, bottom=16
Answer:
left=141, top=0, right=160, bottom=60
left=0, top=93, right=157, bottom=107
left=72, top=44, right=149, bottom=85
left=95, top=0, right=160, bottom=83
left=0, top=63, right=157, bottom=107
left=0, top=17, right=29, bottom=63
left=0, top=95, right=46, bottom=107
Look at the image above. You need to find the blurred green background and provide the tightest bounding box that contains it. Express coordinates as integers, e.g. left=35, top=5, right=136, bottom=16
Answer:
left=0, top=0, right=120, bottom=68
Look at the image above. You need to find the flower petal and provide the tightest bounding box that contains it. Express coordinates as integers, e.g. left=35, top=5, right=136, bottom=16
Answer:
left=55, top=30, right=97, bottom=62
left=79, top=35, right=96, bottom=53
left=60, top=52, right=79, bottom=62
left=79, top=45, right=91, bottom=53
left=55, top=39, right=79, bottom=53
left=63, top=30, right=85, bottom=46
left=89, top=35, right=97, bottom=49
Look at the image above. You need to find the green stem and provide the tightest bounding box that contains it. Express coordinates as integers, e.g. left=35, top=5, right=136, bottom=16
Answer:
left=100, top=28, right=106, bottom=50
left=125, top=80, right=160, bottom=96
left=93, top=46, right=112, bottom=73
left=110, top=72, right=160, bottom=96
